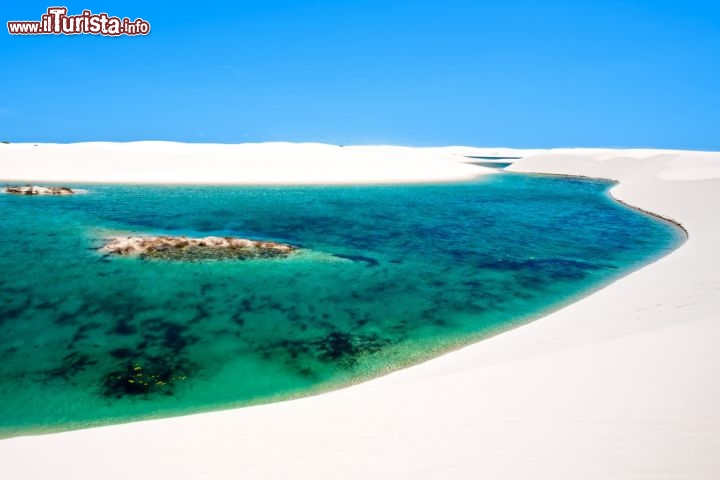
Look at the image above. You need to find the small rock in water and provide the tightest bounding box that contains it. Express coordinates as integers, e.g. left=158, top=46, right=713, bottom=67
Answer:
left=4, top=185, right=75, bottom=195
left=101, top=235, right=298, bottom=261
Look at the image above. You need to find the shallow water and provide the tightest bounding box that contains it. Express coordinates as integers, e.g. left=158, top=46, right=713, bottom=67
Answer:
left=0, top=174, right=683, bottom=437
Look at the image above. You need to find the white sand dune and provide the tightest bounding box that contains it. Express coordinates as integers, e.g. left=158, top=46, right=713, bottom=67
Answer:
left=1, top=144, right=719, bottom=479
left=0, top=141, right=494, bottom=184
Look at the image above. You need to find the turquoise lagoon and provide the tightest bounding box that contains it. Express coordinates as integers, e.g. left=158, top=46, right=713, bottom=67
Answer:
left=0, top=173, right=683, bottom=437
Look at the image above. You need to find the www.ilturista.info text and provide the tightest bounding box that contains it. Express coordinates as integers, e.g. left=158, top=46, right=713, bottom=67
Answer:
left=7, top=7, right=150, bottom=36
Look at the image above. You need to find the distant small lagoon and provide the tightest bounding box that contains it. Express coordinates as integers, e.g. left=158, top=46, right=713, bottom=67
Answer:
left=0, top=173, right=683, bottom=437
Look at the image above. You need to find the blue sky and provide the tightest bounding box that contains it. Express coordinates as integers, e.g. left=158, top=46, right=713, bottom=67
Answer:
left=1, top=0, right=719, bottom=148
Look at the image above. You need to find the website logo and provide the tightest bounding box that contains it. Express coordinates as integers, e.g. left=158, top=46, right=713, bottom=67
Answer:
left=7, top=7, right=151, bottom=36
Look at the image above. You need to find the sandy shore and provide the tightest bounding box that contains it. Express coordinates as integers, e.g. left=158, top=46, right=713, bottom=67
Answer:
left=1, top=144, right=719, bottom=479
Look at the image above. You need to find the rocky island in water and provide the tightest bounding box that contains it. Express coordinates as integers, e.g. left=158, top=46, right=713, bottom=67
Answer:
left=4, top=185, right=75, bottom=195
left=101, top=235, right=298, bottom=261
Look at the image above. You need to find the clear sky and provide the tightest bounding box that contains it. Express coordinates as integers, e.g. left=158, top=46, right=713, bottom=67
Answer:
left=1, top=0, right=719, bottom=148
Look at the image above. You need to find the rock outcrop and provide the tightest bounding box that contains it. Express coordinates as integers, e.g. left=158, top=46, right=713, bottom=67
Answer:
left=101, top=235, right=298, bottom=261
left=4, top=185, right=75, bottom=195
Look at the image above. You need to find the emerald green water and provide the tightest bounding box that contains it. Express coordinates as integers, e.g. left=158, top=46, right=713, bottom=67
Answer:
left=0, top=174, right=683, bottom=438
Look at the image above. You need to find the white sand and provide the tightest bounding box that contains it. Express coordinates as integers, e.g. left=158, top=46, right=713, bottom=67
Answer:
left=0, top=141, right=494, bottom=184
left=1, top=144, right=719, bottom=479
